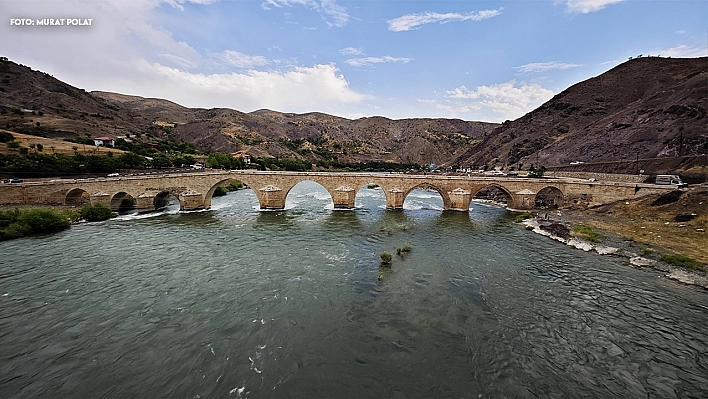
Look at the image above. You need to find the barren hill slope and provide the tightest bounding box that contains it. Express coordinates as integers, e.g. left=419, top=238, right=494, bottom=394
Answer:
left=454, top=57, right=707, bottom=176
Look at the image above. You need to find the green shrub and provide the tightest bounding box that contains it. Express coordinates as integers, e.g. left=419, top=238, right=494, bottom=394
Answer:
left=660, top=254, right=704, bottom=271
left=213, top=186, right=228, bottom=196
left=380, top=252, right=392, bottom=264
left=227, top=181, right=244, bottom=191
left=397, top=244, right=412, bottom=256
left=0, top=131, right=14, bottom=143
left=79, top=204, right=115, bottom=222
left=0, top=208, right=70, bottom=240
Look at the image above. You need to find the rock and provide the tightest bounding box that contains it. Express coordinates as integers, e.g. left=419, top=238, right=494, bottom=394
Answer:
left=568, top=238, right=593, bottom=251
left=595, top=246, right=619, bottom=255
left=629, top=257, right=656, bottom=267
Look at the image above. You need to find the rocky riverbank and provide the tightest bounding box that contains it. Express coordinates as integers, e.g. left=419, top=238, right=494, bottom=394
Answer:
left=521, top=188, right=708, bottom=289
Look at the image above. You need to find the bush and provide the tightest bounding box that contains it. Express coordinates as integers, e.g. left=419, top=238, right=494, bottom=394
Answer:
left=213, top=186, right=228, bottom=197
left=660, top=254, right=704, bottom=271
left=397, top=244, right=412, bottom=256
left=380, top=252, right=392, bottom=264
left=0, top=131, right=13, bottom=143
left=0, top=208, right=70, bottom=240
left=79, top=204, right=115, bottom=222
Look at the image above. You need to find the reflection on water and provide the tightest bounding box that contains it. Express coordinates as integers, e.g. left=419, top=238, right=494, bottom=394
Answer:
left=0, top=181, right=706, bottom=398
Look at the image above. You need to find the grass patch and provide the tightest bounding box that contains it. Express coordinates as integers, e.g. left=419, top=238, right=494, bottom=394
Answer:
left=660, top=254, right=704, bottom=271
left=514, top=212, right=534, bottom=223
left=396, top=244, right=412, bottom=256
left=572, top=224, right=604, bottom=243
left=380, top=252, right=392, bottom=265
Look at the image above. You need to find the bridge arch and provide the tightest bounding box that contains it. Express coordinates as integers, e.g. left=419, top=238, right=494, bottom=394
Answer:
left=535, top=186, right=564, bottom=208
left=110, top=192, right=137, bottom=212
left=154, top=190, right=182, bottom=210
left=472, top=184, right=512, bottom=208
left=283, top=180, right=334, bottom=209
left=402, top=183, right=450, bottom=210
left=66, top=188, right=90, bottom=206
left=203, top=178, right=234, bottom=209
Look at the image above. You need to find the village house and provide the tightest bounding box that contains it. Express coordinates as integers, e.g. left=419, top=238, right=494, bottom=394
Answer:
left=93, top=137, right=115, bottom=147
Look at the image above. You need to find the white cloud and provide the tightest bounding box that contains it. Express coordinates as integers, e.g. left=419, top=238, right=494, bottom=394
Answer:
left=2, top=0, right=364, bottom=115
left=445, top=81, right=554, bottom=121
left=340, top=47, right=364, bottom=56
left=559, top=0, right=624, bottom=14
left=387, top=9, right=503, bottom=32
left=651, top=45, right=708, bottom=58
left=262, top=0, right=349, bottom=27
left=514, top=62, right=582, bottom=73
left=218, top=50, right=270, bottom=68
left=135, top=62, right=365, bottom=111
left=345, top=56, right=413, bottom=67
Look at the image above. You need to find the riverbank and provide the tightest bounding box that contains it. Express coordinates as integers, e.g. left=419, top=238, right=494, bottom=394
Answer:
left=522, top=187, right=708, bottom=289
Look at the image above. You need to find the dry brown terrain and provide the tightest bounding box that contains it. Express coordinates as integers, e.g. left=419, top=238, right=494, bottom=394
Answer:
left=0, top=131, right=125, bottom=156
left=564, top=187, right=708, bottom=264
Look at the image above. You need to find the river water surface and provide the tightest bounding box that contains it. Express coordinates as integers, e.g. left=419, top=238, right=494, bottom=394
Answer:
left=1, top=181, right=707, bottom=398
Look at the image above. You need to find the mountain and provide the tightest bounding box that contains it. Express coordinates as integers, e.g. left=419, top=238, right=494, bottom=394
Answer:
left=0, top=56, right=705, bottom=175
left=454, top=57, right=707, bottom=176
left=0, top=57, right=495, bottom=166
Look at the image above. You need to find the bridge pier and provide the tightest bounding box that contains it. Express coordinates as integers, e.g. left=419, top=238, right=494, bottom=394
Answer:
left=386, top=188, right=405, bottom=210
left=258, top=185, right=286, bottom=210
left=179, top=190, right=205, bottom=211
left=509, top=190, right=536, bottom=210
left=136, top=194, right=156, bottom=213
left=332, top=185, right=357, bottom=209
left=89, top=192, right=111, bottom=208
left=448, top=188, right=472, bottom=211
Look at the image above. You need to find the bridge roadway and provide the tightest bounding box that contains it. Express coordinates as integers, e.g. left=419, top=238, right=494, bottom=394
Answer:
left=0, top=170, right=674, bottom=212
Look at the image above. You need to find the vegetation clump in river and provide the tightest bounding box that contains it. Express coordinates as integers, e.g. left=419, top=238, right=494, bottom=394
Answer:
left=78, top=204, right=116, bottom=222
left=0, top=208, right=70, bottom=240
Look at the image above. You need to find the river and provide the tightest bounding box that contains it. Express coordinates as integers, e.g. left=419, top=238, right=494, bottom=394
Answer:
left=1, top=181, right=706, bottom=398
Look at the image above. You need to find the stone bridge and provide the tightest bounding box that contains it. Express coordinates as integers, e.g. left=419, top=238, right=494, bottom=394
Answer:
left=0, top=170, right=675, bottom=213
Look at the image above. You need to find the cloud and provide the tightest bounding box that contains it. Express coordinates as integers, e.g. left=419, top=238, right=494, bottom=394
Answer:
left=651, top=45, right=708, bottom=58
left=136, top=62, right=365, bottom=111
left=445, top=81, right=554, bottom=121
left=559, top=0, right=625, bottom=14
left=387, top=9, right=502, bottom=32
left=2, top=0, right=364, bottom=115
left=514, top=62, right=582, bottom=73
left=345, top=56, right=413, bottom=67
left=218, top=50, right=270, bottom=68
left=262, top=0, right=349, bottom=27
left=340, top=47, right=364, bottom=56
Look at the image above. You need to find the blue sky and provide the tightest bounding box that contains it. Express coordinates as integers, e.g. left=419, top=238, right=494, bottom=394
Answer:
left=3, top=0, right=707, bottom=122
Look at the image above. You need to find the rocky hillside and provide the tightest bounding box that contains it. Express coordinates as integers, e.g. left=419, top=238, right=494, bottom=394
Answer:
left=0, top=56, right=705, bottom=174
left=0, top=57, right=495, bottom=166
left=454, top=57, right=707, bottom=177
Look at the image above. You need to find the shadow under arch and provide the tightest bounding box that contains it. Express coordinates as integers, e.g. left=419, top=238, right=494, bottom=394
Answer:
left=110, top=192, right=137, bottom=212
left=402, top=183, right=448, bottom=211
left=535, top=186, right=564, bottom=208
left=66, top=188, right=90, bottom=206
left=472, top=184, right=512, bottom=208
left=154, top=190, right=182, bottom=210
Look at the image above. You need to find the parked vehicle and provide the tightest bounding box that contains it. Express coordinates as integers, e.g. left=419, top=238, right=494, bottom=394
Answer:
left=8, top=178, right=23, bottom=183
left=655, top=174, right=687, bottom=188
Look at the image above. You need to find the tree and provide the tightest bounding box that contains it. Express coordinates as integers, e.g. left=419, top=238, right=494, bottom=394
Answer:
left=527, top=165, right=546, bottom=178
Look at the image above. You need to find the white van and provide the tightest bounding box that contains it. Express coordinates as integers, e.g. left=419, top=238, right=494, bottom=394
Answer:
left=655, top=175, right=687, bottom=188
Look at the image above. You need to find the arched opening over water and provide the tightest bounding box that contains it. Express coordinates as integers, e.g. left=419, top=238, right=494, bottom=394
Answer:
left=284, top=180, right=333, bottom=210
left=66, top=188, right=90, bottom=206
left=154, top=191, right=181, bottom=211
left=403, top=183, right=445, bottom=211
left=472, top=185, right=511, bottom=208
left=535, top=186, right=564, bottom=208
left=355, top=182, right=386, bottom=209
left=110, top=192, right=137, bottom=212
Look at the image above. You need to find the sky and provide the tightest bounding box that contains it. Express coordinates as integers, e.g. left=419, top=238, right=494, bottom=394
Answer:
left=2, top=0, right=707, bottom=123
